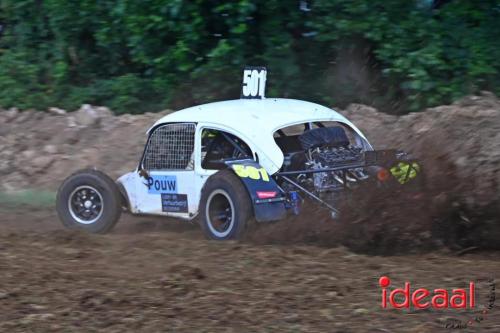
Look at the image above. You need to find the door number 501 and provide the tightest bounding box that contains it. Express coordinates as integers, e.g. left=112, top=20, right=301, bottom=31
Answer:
left=232, top=164, right=270, bottom=182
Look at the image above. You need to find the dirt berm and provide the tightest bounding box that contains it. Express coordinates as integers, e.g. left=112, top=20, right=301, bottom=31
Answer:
left=1, top=93, right=499, bottom=251
left=339, top=92, right=500, bottom=252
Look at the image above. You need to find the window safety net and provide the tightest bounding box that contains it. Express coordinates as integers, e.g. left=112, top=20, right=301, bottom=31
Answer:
left=143, top=123, right=195, bottom=170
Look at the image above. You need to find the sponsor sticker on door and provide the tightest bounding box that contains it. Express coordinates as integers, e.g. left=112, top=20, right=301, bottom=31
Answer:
left=161, top=193, right=188, bottom=213
left=146, top=175, right=177, bottom=194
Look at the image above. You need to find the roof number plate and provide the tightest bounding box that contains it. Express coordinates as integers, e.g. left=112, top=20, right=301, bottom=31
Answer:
left=241, top=66, right=267, bottom=99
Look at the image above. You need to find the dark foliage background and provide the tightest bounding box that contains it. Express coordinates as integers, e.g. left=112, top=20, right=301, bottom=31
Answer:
left=0, top=0, right=498, bottom=114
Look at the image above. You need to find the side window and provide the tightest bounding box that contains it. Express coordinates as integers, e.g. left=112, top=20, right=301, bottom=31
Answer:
left=201, top=129, right=252, bottom=170
left=274, top=122, right=356, bottom=153
left=314, top=121, right=357, bottom=144
left=143, top=123, right=196, bottom=170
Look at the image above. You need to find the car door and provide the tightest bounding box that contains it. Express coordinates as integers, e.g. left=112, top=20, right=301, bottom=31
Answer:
left=133, top=122, right=198, bottom=218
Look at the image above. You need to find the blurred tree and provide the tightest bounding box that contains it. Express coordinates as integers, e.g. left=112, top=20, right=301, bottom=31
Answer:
left=0, top=0, right=498, bottom=113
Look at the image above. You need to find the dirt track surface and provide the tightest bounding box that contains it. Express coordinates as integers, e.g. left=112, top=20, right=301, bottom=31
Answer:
left=1, top=208, right=499, bottom=332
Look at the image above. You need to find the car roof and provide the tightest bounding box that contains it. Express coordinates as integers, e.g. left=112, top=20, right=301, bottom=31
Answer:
left=152, top=98, right=349, bottom=131
left=150, top=98, right=368, bottom=174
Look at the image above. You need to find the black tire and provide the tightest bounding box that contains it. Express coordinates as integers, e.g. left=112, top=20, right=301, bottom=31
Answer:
left=199, top=170, right=252, bottom=240
left=56, top=169, right=122, bottom=233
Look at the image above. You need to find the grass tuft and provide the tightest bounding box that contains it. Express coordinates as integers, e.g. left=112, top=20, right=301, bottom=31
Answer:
left=0, top=190, right=56, bottom=209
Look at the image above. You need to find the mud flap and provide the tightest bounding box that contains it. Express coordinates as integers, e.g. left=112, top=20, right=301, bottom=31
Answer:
left=225, top=160, right=287, bottom=222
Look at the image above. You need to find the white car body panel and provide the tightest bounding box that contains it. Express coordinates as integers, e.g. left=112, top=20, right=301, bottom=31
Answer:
left=151, top=98, right=371, bottom=175
left=118, top=126, right=217, bottom=218
left=118, top=98, right=373, bottom=220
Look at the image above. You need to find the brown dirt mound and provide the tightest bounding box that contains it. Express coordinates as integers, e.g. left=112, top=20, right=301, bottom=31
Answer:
left=247, top=145, right=500, bottom=254
left=246, top=204, right=339, bottom=246
left=245, top=184, right=438, bottom=255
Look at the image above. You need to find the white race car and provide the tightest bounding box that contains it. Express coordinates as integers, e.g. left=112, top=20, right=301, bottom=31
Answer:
left=57, top=68, right=419, bottom=239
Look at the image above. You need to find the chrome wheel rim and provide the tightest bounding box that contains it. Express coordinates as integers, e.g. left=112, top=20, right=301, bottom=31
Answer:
left=68, top=186, right=103, bottom=224
left=206, top=189, right=235, bottom=238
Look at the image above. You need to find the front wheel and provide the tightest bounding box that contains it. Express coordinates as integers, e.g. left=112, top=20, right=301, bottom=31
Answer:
left=199, top=170, right=252, bottom=240
left=56, top=169, right=122, bottom=233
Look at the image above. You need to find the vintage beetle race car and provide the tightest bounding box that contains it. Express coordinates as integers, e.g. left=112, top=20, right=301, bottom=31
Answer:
left=56, top=68, right=420, bottom=239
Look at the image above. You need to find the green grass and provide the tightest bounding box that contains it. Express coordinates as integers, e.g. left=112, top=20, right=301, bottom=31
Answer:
left=0, top=190, right=56, bottom=209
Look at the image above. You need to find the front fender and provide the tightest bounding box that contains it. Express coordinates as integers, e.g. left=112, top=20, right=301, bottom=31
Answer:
left=225, top=160, right=286, bottom=222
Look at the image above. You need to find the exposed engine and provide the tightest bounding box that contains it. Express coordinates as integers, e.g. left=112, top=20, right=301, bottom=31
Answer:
left=305, top=145, right=368, bottom=192
left=274, top=124, right=418, bottom=219
left=299, top=127, right=369, bottom=193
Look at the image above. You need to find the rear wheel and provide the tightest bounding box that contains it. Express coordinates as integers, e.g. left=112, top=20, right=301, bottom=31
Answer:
left=56, top=169, right=122, bottom=233
left=200, top=170, right=252, bottom=240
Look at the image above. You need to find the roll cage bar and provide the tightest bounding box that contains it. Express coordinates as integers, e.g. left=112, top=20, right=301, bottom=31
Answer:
left=271, top=150, right=415, bottom=215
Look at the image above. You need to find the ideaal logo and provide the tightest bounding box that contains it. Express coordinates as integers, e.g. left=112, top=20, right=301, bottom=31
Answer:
left=145, top=175, right=177, bottom=194
left=379, top=276, right=496, bottom=329
left=379, top=276, right=475, bottom=309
